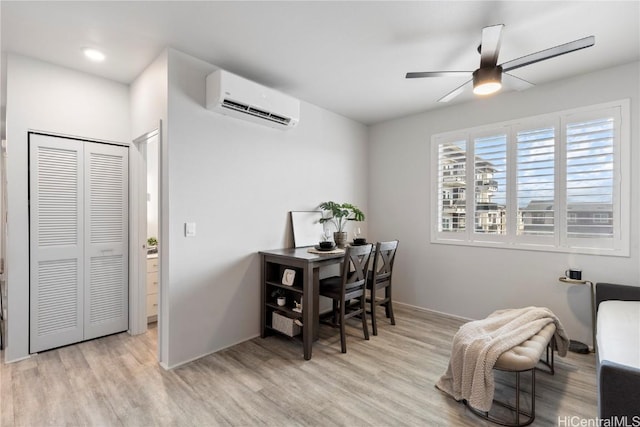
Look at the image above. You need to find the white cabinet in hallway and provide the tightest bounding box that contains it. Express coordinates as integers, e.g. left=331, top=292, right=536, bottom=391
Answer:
left=147, top=255, right=159, bottom=322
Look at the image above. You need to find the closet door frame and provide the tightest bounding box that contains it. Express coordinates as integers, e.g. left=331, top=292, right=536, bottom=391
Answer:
left=131, top=123, right=163, bottom=366
left=130, top=129, right=153, bottom=337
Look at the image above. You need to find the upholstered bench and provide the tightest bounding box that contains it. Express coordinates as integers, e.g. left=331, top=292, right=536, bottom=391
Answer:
left=467, top=322, right=557, bottom=427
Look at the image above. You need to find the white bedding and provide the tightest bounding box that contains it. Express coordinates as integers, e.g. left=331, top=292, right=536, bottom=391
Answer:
left=596, top=300, right=640, bottom=369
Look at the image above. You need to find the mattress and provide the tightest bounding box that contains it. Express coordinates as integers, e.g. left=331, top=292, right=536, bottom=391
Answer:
left=596, top=300, right=640, bottom=369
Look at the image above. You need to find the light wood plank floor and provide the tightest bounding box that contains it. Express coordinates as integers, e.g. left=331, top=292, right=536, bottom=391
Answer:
left=0, top=305, right=597, bottom=426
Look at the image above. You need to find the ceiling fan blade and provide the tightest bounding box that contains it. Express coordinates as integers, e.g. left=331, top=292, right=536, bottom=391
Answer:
left=438, top=79, right=472, bottom=103
left=480, top=24, right=504, bottom=68
left=502, top=72, right=535, bottom=91
left=501, top=35, right=595, bottom=73
left=406, top=71, right=472, bottom=79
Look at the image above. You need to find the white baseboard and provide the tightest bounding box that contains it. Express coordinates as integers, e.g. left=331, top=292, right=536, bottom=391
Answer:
left=164, top=333, right=261, bottom=370
left=394, top=301, right=475, bottom=322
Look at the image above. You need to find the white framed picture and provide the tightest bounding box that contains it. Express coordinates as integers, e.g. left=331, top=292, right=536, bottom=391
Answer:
left=282, top=269, right=296, bottom=286
left=290, top=211, right=324, bottom=247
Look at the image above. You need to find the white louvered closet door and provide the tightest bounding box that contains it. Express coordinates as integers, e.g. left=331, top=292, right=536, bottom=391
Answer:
left=29, top=134, right=128, bottom=353
left=84, top=143, right=128, bottom=340
left=29, top=135, right=85, bottom=352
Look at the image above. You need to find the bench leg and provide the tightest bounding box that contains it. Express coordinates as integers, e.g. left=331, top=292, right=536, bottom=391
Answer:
left=537, top=337, right=556, bottom=375
left=467, top=335, right=557, bottom=427
left=466, top=368, right=536, bottom=427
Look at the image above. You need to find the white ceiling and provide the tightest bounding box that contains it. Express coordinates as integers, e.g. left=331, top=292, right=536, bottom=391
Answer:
left=2, top=1, right=639, bottom=125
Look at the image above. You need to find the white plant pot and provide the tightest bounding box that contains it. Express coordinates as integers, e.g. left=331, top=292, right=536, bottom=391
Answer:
left=277, top=297, right=286, bottom=306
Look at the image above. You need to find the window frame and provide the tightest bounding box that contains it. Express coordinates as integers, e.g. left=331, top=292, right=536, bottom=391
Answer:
left=430, top=99, right=630, bottom=257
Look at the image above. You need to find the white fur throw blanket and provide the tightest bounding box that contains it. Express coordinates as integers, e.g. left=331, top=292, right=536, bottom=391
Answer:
left=436, top=306, right=569, bottom=412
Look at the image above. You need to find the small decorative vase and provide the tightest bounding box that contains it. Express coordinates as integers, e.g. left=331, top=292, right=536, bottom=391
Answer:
left=334, top=231, right=347, bottom=248
left=277, top=297, right=286, bottom=306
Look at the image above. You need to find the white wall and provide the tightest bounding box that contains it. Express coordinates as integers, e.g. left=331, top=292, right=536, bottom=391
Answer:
left=130, top=51, right=166, bottom=241
left=130, top=51, right=168, bottom=141
left=4, top=53, right=131, bottom=362
left=164, top=49, right=368, bottom=367
left=368, top=61, right=640, bottom=348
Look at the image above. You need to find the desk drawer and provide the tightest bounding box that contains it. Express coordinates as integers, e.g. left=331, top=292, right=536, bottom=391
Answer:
left=147, top=258, right=159, bottom=272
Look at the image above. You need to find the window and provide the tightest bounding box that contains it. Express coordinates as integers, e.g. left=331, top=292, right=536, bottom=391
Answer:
left=432, top=100, right=630, bottom=256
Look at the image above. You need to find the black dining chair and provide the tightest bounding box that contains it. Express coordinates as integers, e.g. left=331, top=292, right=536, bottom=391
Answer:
left=367, top=240, right=399, bottom=336
left=319, top=243, right=373, bottom=353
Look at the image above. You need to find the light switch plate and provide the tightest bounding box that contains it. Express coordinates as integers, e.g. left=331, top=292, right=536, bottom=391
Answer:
left=185, top=222, right=196, bottom=237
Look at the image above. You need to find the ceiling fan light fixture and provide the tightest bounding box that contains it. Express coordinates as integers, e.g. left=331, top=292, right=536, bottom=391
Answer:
left=473, top=66, right=502, bottom=96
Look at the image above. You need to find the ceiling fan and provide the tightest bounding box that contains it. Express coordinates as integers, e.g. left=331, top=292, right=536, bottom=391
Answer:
left=406, top=24, right=595, bottom=102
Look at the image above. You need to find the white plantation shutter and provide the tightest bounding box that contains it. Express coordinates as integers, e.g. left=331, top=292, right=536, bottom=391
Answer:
left=565, top=117, right=614, bottom=239
left=473, top=133, right=507, bottom=236
left=431, top=100, right=628, bottom=256
left=516, top=126, right=556, bottom=238
left=436, top=139, right=467, bottom=235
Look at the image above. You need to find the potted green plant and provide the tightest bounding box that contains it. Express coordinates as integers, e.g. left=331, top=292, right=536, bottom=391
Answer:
left=318, top=201, right=365, bottom=248
left=147, top=236, right=158, bottom=254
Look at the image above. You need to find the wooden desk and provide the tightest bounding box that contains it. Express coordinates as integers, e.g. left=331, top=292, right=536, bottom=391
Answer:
left=259, top=247, right=344, bottom=360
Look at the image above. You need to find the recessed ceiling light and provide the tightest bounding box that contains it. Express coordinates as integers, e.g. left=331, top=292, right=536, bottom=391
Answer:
left=82, top=47, right=105, bottom=62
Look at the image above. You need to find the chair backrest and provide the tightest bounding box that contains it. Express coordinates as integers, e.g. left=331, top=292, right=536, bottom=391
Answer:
left=371, top=240, right=399, bottom=285
left=341, top=243, right=373, bottom=291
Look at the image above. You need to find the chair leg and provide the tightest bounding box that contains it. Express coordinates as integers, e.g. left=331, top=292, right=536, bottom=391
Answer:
left=386, top=286, right=395, bottom=326
left=332, top=299, right=338, bottom=325
left=370, top=290, right=378, bottom=336
left=339, top=299, right=347, bottom=353
left=361, top=296, right=369, bottom=341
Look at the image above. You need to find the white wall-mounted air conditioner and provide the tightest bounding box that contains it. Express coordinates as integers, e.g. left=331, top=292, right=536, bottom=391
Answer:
left=205, top=69, right=300, bottom=130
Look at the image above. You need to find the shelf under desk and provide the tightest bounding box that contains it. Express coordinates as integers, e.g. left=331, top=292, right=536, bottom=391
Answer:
left=259, top=247, right=345, bottom=360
